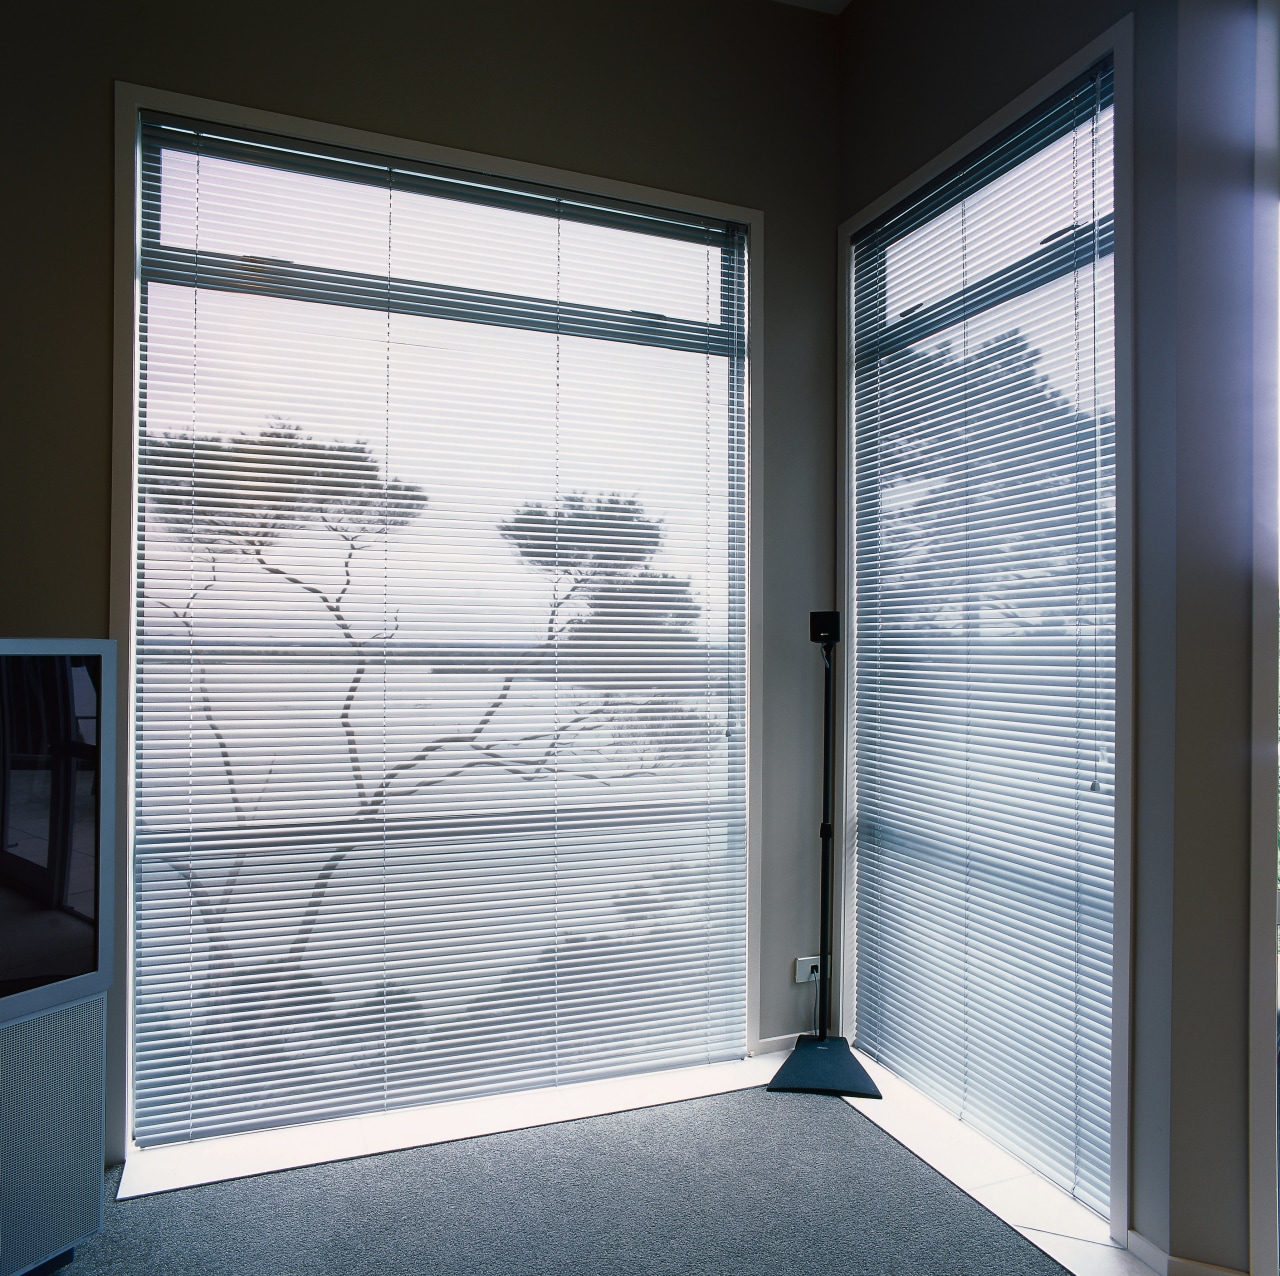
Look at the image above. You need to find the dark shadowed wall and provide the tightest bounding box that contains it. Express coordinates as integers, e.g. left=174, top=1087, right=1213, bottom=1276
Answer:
left=837, top=0, right=1135, bottom=223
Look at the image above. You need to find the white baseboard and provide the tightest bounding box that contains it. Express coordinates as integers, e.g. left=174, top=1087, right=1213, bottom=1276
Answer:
left=1127, top=1231, right=1170, bottom=1273
left=749, top=1033, right=798, bottom=1056
left=1127, top=1231, right=1248, bottom=1276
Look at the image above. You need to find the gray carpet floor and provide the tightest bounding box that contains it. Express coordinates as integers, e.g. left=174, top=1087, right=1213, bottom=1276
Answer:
left=66, top=1088, right=1070, bottom=1275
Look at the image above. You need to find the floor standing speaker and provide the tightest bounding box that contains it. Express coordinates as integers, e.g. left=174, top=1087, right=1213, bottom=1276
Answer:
left=0, top=996, right=105, bottom=1276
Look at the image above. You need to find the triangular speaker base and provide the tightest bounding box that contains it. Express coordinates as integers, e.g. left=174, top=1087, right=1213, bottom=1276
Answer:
left=766, top=1034, right=882, bottom=1098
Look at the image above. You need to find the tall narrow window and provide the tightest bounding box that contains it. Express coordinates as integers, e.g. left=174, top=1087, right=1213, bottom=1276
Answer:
left=849, top=62, right=1115, bottom=1211
left=131, top=116, right=748, bottom=1145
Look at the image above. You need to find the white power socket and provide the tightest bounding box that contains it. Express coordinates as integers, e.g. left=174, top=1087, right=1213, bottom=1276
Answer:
left=794, top=956, right=821, bottom=984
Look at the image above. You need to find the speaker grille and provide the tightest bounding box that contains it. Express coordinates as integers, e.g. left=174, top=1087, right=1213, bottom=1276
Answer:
left=1, top=998, right=104, bottom=1276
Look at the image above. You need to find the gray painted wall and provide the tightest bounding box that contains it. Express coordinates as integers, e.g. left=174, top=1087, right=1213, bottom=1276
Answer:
left=1157, top=6, right=1264, bottom=1267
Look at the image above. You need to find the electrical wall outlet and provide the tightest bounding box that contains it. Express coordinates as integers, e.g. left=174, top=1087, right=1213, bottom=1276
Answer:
left=794, top=956, right=821, bottom=984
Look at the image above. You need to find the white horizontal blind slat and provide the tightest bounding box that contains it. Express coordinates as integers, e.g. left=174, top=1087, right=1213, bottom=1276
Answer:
left=132, top=117, right=748, bottom=1147
left=848, top=62, right=1115, bottom=1214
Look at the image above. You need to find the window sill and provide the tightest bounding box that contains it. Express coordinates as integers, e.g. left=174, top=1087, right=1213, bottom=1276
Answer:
left=844, top=1049, right=1156, bottom=1276
left=120, top=1039, right=1154, bottom=1276
left=116, top=1052, right=781, bottom=1199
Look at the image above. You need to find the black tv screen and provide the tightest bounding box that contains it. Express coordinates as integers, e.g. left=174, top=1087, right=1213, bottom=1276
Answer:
left=0, top=653, right=103, bottom=998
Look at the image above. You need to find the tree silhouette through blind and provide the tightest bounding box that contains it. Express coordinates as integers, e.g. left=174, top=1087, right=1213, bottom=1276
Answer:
left=139, top=420, right=711, bottom=1026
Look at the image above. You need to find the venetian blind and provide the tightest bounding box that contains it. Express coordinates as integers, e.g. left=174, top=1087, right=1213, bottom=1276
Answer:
left=131, top=115, right=748, bottom=1146
left=848, top=62, right=1115, bottom=1213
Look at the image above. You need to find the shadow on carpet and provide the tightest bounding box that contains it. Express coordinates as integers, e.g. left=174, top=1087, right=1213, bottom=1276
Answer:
left=68, top=1087, right=1070, bottom=1275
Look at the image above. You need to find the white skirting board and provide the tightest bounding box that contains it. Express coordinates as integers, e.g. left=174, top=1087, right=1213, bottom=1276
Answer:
left=1126, top=1231, right=1249, bottom=1276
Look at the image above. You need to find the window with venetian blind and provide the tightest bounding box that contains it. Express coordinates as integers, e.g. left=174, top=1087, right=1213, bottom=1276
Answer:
left=848, top=61, right=1116, bottom=1212
left=130, top=115, right=748, bottom=1146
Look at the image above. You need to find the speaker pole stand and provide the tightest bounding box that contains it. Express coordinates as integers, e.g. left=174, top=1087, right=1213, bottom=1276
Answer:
left=767, top=611, right=881, bottom=1099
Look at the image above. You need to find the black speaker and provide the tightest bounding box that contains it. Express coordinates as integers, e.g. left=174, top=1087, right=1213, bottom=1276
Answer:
left=770, top=610, right=879, bottom=1099
left=809, top=611, right=839, bottom=644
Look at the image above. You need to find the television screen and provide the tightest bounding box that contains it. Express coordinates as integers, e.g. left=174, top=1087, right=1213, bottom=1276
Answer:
left=0, top=654, right=102, bottom=998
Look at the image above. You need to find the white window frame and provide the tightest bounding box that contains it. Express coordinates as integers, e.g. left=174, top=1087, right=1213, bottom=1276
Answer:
left=834, top=18, right=1134, bottom=1240
left=108, top=81, right=765, bottom=1180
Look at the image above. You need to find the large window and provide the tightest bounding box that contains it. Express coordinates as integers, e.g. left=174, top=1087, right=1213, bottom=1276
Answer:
left=130, top=116, right=748, bottom=1146
left=848, top=62, right=1115, bottom=1212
